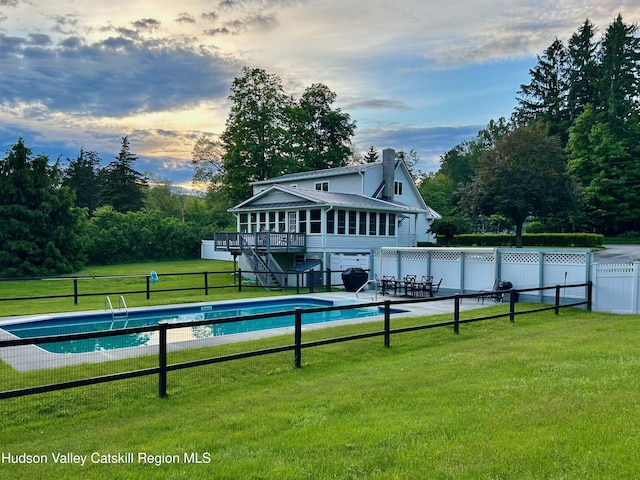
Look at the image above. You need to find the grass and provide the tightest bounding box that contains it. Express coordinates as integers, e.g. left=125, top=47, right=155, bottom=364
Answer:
left=2, top=305, right=640, bottom=479
left=0, top=259, right=286, bottom=317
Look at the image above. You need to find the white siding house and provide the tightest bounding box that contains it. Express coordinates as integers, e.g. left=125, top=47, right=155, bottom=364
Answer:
left=211, top=148, right=440, bottom=287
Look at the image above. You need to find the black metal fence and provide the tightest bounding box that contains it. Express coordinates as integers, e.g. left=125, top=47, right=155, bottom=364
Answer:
left=0, top=268, right=340, bottom=306
left=0, top=282, right=592, bottom=400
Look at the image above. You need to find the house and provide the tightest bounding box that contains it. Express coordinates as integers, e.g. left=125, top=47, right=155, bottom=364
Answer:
left=211, top=148, right=440, bottom=288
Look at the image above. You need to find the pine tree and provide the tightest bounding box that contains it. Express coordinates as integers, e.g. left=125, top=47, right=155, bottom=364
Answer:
left=0, top=139, right=85, bottom=276
left=363, top=146, right=379, bottom=163
left=597, top=14, right=640, bottom=129
left=98, top=136, right=148, bottom=212
left=567, top=19, right=600, bottom=121
left=62, top=148, right=101, bottom=213
left=515, top=38, right=570, bottom=140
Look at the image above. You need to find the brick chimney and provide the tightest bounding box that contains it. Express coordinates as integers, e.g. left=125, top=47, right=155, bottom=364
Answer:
left=382, top=148, right=395, bottom=201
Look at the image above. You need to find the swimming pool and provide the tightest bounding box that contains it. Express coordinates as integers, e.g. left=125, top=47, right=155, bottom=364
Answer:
left=0, top=297, right=401, bottom=354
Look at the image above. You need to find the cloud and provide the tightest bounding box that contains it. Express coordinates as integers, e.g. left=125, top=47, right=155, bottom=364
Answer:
left=344, top=99, right=411, bottom=112
left=0, top=31, right=239, bottom=117
left=131, top=18, right=161, bottom=31
left=176, top=12, right=196, bottom=25
left=203, top=12, right=278, bottom=36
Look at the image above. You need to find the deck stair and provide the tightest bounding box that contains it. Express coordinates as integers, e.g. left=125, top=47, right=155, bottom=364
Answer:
left=239, top=233, right=285, bottom=290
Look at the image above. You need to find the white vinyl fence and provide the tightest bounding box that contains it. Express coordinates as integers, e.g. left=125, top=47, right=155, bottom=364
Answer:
left=591, top=262, right=640, bottom=314
left=373, top=247, right=593, bottom=305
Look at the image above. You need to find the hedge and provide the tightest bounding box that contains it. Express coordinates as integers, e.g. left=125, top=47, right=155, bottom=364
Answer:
left=452, top=233, right=604, bottom=248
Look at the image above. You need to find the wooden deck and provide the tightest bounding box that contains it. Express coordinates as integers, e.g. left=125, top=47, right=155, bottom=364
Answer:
left=213, top=232, right=306, bottom=254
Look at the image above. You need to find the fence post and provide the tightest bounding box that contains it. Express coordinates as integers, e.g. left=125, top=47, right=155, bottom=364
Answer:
left=587, top=281, right=593, bottom=312
left=158, top=321, right=168, bottom=398
left=146, top=276, right=150, bottom=300
left=509, top=290, right=516, bottom=323
left=309, top=270, right=315, bottom=293
left=453, top=295, right=460, bottom=334
left=554, top=285, right=561, bottom=315
left=73, top=278, right=78, bottom=305
left=326, top=268, right=332, bottom=292
left=294, top=308, right=302, bottom=368
left=384, top=300, right=391, bottom=347
left=238, top=268, right=242, bottom=292
left=296, top=272, right=300, bottom=294
left=204, top=272, right=209, bottom=296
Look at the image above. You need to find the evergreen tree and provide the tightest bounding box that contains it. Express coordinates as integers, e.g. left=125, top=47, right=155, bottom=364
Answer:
left=99, top=136, right=148, bottom=212
left=567, top=19, right=600, bottom=120
left=0, top=139, right=85, bottom=277
left=597, top=14, right=640, bottom=129
left=62, top=148, right=101, bottom=213
left=363, top=146, right=379, bottom=163
left=515, top=38, right=570, bottom=140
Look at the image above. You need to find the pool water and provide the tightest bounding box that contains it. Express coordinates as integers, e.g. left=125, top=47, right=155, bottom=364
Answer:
left=1, top=298, right=396, bottom=354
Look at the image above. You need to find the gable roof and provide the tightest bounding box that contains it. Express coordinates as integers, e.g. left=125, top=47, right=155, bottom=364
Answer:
left=251, top=162, right=378, bottom=186
left=229, top=185, right=427, bottom=214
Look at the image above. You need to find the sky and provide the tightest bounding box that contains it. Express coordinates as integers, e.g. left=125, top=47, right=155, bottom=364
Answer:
left=1, top=1, right=640, bottom=188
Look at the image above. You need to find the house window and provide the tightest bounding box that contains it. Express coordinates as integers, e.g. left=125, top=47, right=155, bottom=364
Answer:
left=394, top=181, right=403, bottom=195
left=369, top=212, right=377, bottom=235
left=259, top=212, right=267, bottom=231
left=379, top=213, right=387, bottom=236
left=239, top=213, right=249, bottom=232
left=299, top=210, right=307, bottom=233
left=358, top=212, right=367, bottom=235
left=315, top=181, right=329, bottom=191
left=310, top=209, right=321, bottom=233
left=337, top=210, right=346, bottom=234
left=327, top=210, right=335, bottom=234
left=389, top=214, right=396, bottom=236
left=250, top=213, right=257, bottom=232
left=268, top=212, right=276, bottom=230
left=348, top=211, right=357, bottom=235
left=278, top=212, right=286, bottom=232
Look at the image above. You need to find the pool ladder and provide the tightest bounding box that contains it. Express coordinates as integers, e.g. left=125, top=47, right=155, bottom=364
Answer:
left=105, top=295, right=129, bottom=329
left=355, top=280, right=378, bottom=301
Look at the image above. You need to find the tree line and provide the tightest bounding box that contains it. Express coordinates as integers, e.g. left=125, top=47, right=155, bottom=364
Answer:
left=421, top=14, right=640, bottom=244
left=0, top=137, right=230, bottom=277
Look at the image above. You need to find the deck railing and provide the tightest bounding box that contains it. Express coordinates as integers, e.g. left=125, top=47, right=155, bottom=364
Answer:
left=213, top=232, right=306, bottom=253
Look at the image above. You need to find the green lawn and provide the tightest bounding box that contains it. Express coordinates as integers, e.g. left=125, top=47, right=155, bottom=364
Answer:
left=2, top=306, right=640, bottom=479
left=0, top=259, right=286, bottom=317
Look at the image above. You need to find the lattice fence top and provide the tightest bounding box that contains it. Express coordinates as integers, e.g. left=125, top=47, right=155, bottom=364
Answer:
left=597, top=263, right=634, bottom=274
left=544, top=253, right=586, bottom=265
left=465, top=253, right=496, bottom=262
left=502, top=252, right=539, bottom=263
left=432, top=251, right=461, bottom=261
left=401, top=251, right=429, bottom=261
left=374, top=250, right=397, bottom=260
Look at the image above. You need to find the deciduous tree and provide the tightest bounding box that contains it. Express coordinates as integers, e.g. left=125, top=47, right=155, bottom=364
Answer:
left=470, top=124, right=575, bottom=247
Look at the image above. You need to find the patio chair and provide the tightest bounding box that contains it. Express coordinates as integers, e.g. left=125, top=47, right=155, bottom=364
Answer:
left=415, top=276, right=434, bottom=297
left=431, top=278, right=442, bottom=296
left=477, top=279, right=505, bottom=304
left=382, top=276, right=397, bottom=295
